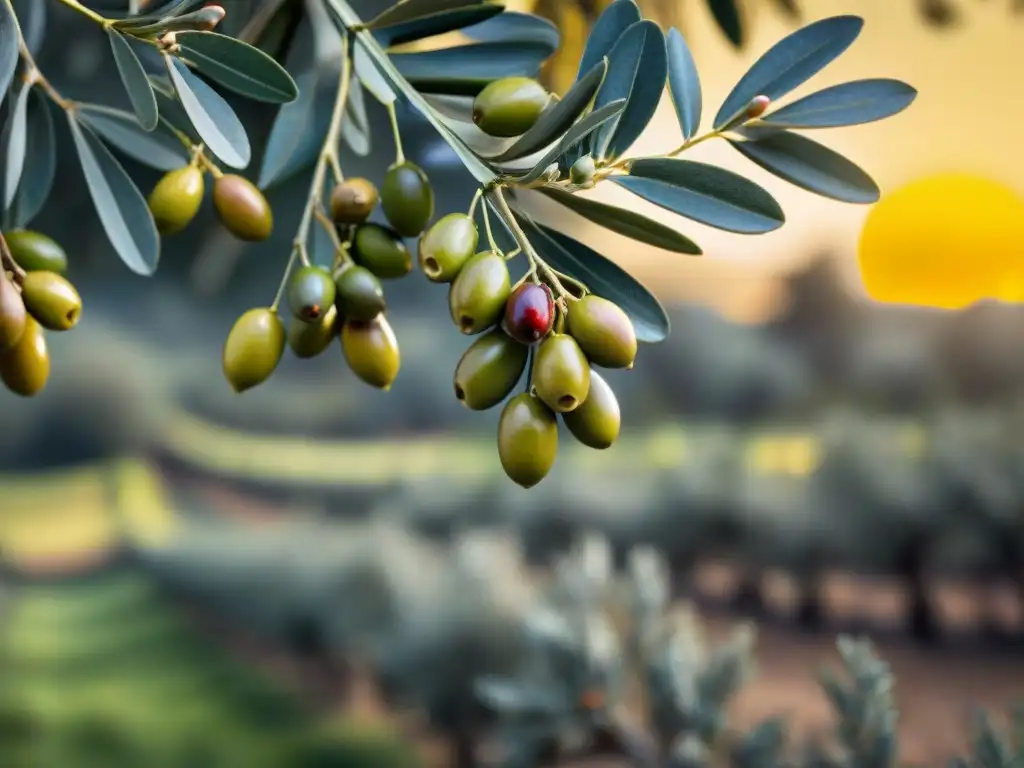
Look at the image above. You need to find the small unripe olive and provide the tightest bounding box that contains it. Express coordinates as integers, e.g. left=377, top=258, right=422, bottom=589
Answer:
left=353, top=224, right=412, bottom=279
left=497, top=393, right=558, bottom=488
left=4, top=230, right=67, bottom=273
left=566, top=295, right=637, bottom=369
left=287, top=265, right=336, bottom=322
left=334, top=265, right=386, bottom=322
left=0, top=271, right=26, bottom=351
left=504, top=283, right=554, bottom=344
left=448, top=251, right=511, bottom=335
left=570, top=154, right=596, bottom=186
left=532, top=332, right=590, bottom=413
left=472, top=77, right=550, bottom=138
left=288, top=304, right=338, bottom=359
left=453, top=328, right=528, bottom=411
left=148, top=165, right=204, bottom=236
left=341, top=315, right=400, bottom=391
left=20, top=271, right=82, bottom=331
left=213, top=174, right=273, bottom=242
left=418, top=213, right=478, bottom=283
left=562, top=369, right=620, bottom=449
left=381, top=162, right=433, bottom=237
left=0, top=314, right=49, bottom=397
left=330, top=178, right=379, bottom=225
left=222, top=308, right=285, bottom=393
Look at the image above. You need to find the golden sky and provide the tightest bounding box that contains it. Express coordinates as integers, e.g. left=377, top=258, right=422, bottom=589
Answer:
left=527, top=0, right=1023, bottom=320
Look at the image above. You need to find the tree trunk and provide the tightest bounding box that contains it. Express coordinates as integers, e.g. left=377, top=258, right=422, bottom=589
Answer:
left=898, top=538, right=938, bottom=644
left=731, top=569, right=765, bottom=616
left=452, top=728, right=477, bottom=768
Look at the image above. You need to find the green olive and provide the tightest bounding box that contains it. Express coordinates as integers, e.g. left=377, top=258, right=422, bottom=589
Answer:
left=531, top=332, right=590, bottom=413
left=472, top=77, right=550, bottom=138
left=334, top=265, right=386, bottom=322
left=288, top=304, right=338, bottom=359
left=381, top=162, right=434, bottom=237
left=213, top=174, right=273, bottom=242
left=19, top=271, right=82, bottom=332
left=0, top=315, right=49, bottom=397
left=562, top=369, right=620, bottom=449
left=287, top=265, right=336, bottom=322
left=448, top=251, right=510, bottom=335
left=222, top=308, right=285, bottom=393
left=0, top=271, right=26, bottom=351
left=453, top=328, right=528, bottom=411
left=341, top=315, right=400, bottom=391
left=566, top=295, right=637, bottom=369
left=570, top=154, right=596, bottom=186
left=4, top=230, right=67, bottom=273
left=497, top=393, right=558, bottom=488
left=148, top=165, right=205, bottom=236
left=353, top=224, right=412, bottom=279
left=331, top=178, right=379, bottom=225
left=418, top=213, right=478, bottom=283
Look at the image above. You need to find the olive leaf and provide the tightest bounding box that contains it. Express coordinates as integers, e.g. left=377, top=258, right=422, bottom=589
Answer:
left=354, top=38, right=396, bottom=106
left=510, top=98, right=625, bottom=182
left=165, top=54, right=251, bottom=169
left=0, top=0, right=19, bottom=111
left=340, top=81, right=371, bottom=157
left=714, top=15, right=864, bottom=129
left=77, top=105, right=191, bottom=173
left=729, top=128, right=879, bottom=203
left=1, top=81, right=30, bottom=211
left=708, top=0, right=743, bottom=47
left=538, top=186, right=702, bottom=255
left=8, top=88, right=55, bottom=227
left=574, top=0, right=641, bottom=84
left=390, top=40, right=554, bottom=84
left=239, top=0, right=304, bottom=60
left=486, top=58, right=608, bottom=164
left=148, top=74, right=202, bottom=143
left=366, top=0, right=484, bottom=29
left=372, top=4, right=504, bottom=48
left=173, top=31, right=299, bottom=104
left=108, top=29, right=159, bottom=131
left=666, top=28, right=701, bottom=141
left=110, top=0, right=204, bottom=26
left=67, top=115, right=160, bottom=276
left=614, top=157, right=784, bottom=234
left=758, top=78, right=917, bottom=129
left=508, top=210, right=671, bottom=344
left=462, top=11, right=560, bottom=57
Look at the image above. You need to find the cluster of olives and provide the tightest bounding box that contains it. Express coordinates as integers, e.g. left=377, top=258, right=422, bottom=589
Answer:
left=0, top=231, right=82, bottom=397
left=417, top=213, right=636, bottom=488
left=221, top=161, right=435, bottom=393
left=147, top=160, right=273, bottom=242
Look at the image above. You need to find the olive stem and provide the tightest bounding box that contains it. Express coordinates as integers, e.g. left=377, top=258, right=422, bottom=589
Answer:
left=314, top=208, right=349, bottom=264
left=489, top=185, right=572, bottom=301
left=386, top=101, right=405, bottom=165
left=54, top=0, right=110, bottom=27
left=0, top=231, right=25, bottom=286
left=292, top=33, right=352, bottom=270
left=467, top=187, right=484, bottom=220
left=269, top=249, right=299, bottom=313
left=600, top=128, right=725, bottom=176
left=480, top=194, right=499, bottom=255
left=4, top=0, right=71, bottom=110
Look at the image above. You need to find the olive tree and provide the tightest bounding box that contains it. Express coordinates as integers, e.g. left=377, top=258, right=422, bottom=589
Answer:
left=0, top=0, right=915, bottom=488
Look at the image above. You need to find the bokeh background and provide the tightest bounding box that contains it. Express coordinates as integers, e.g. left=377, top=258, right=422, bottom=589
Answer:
left=3, top=0, right=1024, bottom=765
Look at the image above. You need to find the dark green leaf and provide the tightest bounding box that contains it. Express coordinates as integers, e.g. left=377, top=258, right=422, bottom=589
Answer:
left=708, top=0, right=743, bottom=47
left=507, top=208, right=670, bottom=343
left=166, top=55, right=251, bottom=169
left=575, top=0, right=640, bottom=83
left=8, top=88, right=55, bottom=227
left=367, top=0, right=482, bottom=29
left=2, top=82, right=29, bottom=210
left=372, top=4, right=504, bottom=47
left=389, top=40, right=553, bottom=82
left=614, top=157, right=784, bottom=233
left=487, top=58, right=608, bottom=163
left=729, top=128, right=879, bottom=203
left=111, top=0, right=203, bottom=26
left=148, top=75, right=202, bottom=142
left=67, top=116, right=160, bottom=276
left=463, top=11, right=559, bottom=56
left=354, top=38, right=397, bottom=105
left=666, top=27, right=701, bottom=140
left=108, top=30, right=159, bottom=131
left=77, top=104, right=191, bottom=172
left=713, top=15, right=864, bottom=129
left=512, top=99, right=626, bottom=183
left=238, top=0, right=303, bottom=60
left=769, top=0, right=801, bottom=19
left=539, top=185, right=701, bottom=254
left=11, top=0, right=45, bottom=56
left=759, top=78, right=917, bottom=128
left=597, top=20, right=667, bottom=160
left=0, top=0, right=19, bottom=109
left=174, top=31, right=299, bottom=104
left=405, top=77, right=496, bottom=96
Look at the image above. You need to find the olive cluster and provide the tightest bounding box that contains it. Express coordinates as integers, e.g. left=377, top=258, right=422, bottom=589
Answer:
left=221, top=161, right=435, bottom=393
left=0, top=231, right=82, bottom=397
left=147, top=162, right=273, bottom=242
left=418, top=213, right=637, bottom=489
